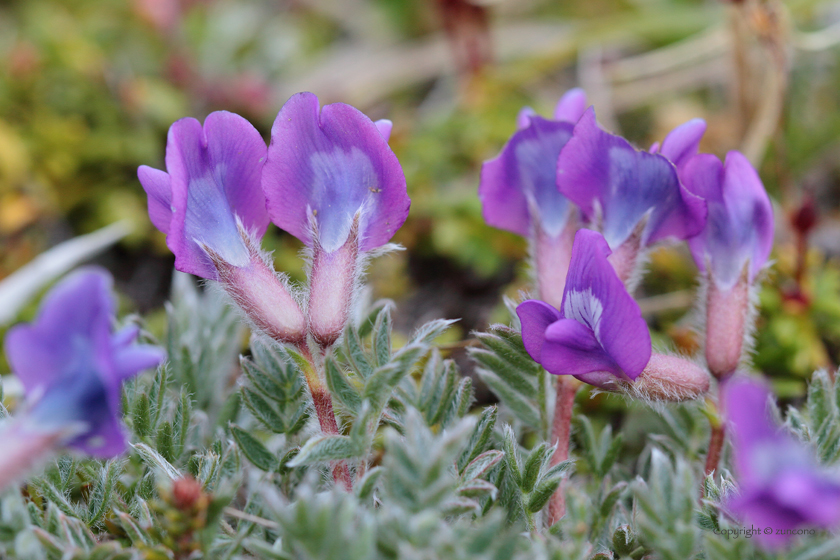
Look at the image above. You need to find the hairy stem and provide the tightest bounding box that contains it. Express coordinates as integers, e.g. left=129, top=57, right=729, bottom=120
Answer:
left=704, top=422, right=726, bottom=478
left=299, top=346, right=353, bottom=491
left=546, top=376, right=579, bottom=526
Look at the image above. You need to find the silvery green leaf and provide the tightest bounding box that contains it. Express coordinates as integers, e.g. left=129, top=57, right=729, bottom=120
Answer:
left=230, top=425, right=277, bottom=472
left=457, top=479, right=498, bottom=500
left=458, top=406, right=497, bottom=473
left=372, top=306, right=392, bottom=368
left=355, top=467, right=384, bottom=501
left=131, top=444, right=180, bottom=481
left=411, top=318, right=459, bottom=346
left=325, top=353, right=362, bottom=413
left=525, top=477, right=561, bottom=514
left=502, top=426, right=523, bottom=487
left=462, top=450, right=504, bottom=482
left=241, top=388, right=287, bottom=433
left=287, top=435, right=362, bottom=467
left=86, top=460, right=123, bottom=527
left=521, top=442, right=552, bottom=493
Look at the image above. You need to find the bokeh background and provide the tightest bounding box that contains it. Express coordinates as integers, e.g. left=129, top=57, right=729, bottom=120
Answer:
left=2, top=0, right=840, bottom=399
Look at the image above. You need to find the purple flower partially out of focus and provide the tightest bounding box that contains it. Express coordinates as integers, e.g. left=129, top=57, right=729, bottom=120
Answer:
left=139, top=111, right=306, bottom=344
left=517, top=230, right=708, bottom=400
left=556, top=109, right=707, bottom=283
left=682, top=152, right=774, bottom=378
left=649, top=118, right=707, bottom=173
left=723, top=377, right=840, bottom=548
left=479, top=89, right=587, bottom=307
left=4, top=269, right=164, bottom=459
left=262, top=93, right=410, bottom=346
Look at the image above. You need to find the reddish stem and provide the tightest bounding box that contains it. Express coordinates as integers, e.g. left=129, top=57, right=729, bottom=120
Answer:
left=704, top=423, right=726, bottom=478
left=546, top=377, right=579, bottom=526
left=310, top=385, right=353, bottom=491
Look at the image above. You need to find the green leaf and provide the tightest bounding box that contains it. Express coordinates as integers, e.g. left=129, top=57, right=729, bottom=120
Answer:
left=343, top=327, right=374, bottom=380
left=325, top=353, right=363, bottom=413
left=115, top=511, right=151, bottom=546
left=521, top=442, right=551, bottom=493
left=131, top=393, right=151, bottom=438
left=462, top=450, right=504, bottom=482
left=241, top=388, right=287, bottom=433
left=132, top=443, right=181, bottom=480
left=230, top=425, right=277, bottom=472
left=457, top=479, right=498, bottom=500
left=155, top=421, right=175, bottom=463
left=502, top=426, right=522, bottom=486
left=526, top=476, right=562, bottom=514
left=599, top=481, right=627, bottom=520
left=355, top=467, right=384, bottom=501
left=458, top=406, right=497, bottom=473
left=86, top=460, right=123, bottom=526
left=287, top=435, right=362, bottom=467
left=372, top=306, right=392, bottom=368
left=411, top=318, right=459, bottom=345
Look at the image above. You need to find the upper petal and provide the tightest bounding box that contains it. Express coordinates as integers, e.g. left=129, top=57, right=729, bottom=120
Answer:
left=138, top=165, right=173, bottom=234
left=164, top=112, right=267, bottom=279
left=561, top=229, right=651, bottom=379
left=557, top=108, right=707, bottom=249
left=553, top=88, right=588, bottom=123
left=722, top=151, right=774, bottom=283
left=263, top=92, right=410, bottom=253
left=659, top=118, right=706, bottom=170
left=479, top=116, right=574, bottom=237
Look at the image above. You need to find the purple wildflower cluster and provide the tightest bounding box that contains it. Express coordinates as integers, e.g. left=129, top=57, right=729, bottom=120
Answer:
left=480, top=90, right=773, bottom=398
left=1, top=85, right=834, bottom=549
left=479, top=89, right=840, bottom=544
left=139, top=92, right=408, bottom=351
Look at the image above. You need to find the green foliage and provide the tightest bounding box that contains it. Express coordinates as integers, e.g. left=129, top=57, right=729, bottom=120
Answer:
left=10, top=274, right=840, bottom=559
left=165, top=273, right=243, bottom=417
left=470, top=325, right=551, bottom=439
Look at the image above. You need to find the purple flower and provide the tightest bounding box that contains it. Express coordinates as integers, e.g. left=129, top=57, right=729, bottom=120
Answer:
left=479, top=88, right=586, bottom=239
left=262, top=93, right=410, bottom=346
left=556, top=109, right=706, bottom=280
left=479, top=89, right=587, bottom=306
left=261, top=92, right=409, bottom=254
left=683, top=151, right=773, bottom=290
left=4, top=268, right=164, bottom=458
left=139, top=111, right=270, bottom=280
left=681, top=151, right=773, bottom=379
left=517, top=229, right=651, bottom=388
left=723, top=377, right=840, bottom=547
left=516, top=229, right=709, bottom=400
left=139, top=111, right=306, bottom=344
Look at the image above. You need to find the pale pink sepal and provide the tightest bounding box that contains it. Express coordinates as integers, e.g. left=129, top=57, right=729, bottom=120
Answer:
left=308, top=231, right=359, bottom=348
left=706, top=273, right=749, bottom=379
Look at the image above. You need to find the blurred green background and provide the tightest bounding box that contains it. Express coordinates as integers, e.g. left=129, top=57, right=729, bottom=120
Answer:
left=2, top=0, right=840, bottom=397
